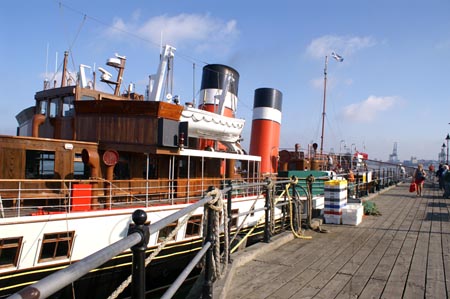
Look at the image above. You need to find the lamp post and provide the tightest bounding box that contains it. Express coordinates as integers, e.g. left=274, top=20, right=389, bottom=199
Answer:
left=339, top=140, right=345, bottom=167
left=446, top=134, right=450, bottom=164
left=442, top=143, right=446, bottom=163
left=350, top=143, right=355, bottom=169
left=319, top=52, right=344, bottom=157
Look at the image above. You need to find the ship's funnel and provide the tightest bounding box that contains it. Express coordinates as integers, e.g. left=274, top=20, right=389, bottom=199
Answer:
left=249, top=88, right=283, bottom=175
left=199, top=64, right=239, bottom=118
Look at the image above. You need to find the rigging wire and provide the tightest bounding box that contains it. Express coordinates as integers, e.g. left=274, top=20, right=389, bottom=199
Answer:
left=57, top=1, right=209, bottom=66
left=56, top=0, right=245, bottom=102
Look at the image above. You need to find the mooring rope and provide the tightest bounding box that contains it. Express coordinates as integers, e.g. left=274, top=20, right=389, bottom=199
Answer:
left=107, top=209, right=195, bottom=299
left=203, top=188, right=228, bottom=280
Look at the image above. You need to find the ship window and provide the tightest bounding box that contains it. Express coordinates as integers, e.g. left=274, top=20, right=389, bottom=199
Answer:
left=49, top=99, right=59, bottom=118
left=157, top=221, right=178, bottom=243
left=143, top=155, right=158, bottom=179
left=39, top=231, right=74, bottom=262
left=185, top=215, right=202, bottom=237
left=62, top=96, right=75, bottom=117
left=25, top=150, right=55, bottom=179
left=74, top=153, right=89, bottom=179
left=0, top=237, right=23, bottom=268
left=80, top=95, right=96, bottom=101
left=39, top=100, right=48, bottom=115
left=230, top=209, right=239, bottom=228
left=114, top=162, right=130, bottom=179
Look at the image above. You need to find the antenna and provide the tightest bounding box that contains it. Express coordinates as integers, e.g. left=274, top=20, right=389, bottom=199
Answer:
left=55, top=51, right=58, bottom=76
left=45, top=43, right=49, bottom=79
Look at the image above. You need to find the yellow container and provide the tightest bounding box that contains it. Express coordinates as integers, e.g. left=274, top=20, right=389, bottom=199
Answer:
left=324, top=180, right=348, bottom=187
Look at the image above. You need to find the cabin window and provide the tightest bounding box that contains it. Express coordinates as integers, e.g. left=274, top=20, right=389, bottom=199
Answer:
left=114, top=162, right=130, bottom=179
left=39, top=100, right=48, bottom=115
left=114, top=154, right=130, bottom=179
left=49, top=99, right=59, bottom=118
left=143, top=155, right=158, bottom=179
left=157, top=221, right=178, bottom=243
left=74, top=153, right=89, bottom=179
left=39, top=231, right=74, bottom=262
left=80, top=95, right=96, bottom=101
left=185, top=215, right=202, bottom=238
left=25, top=150, right=55, bottom=179
left=62, top=96, right=75, bottom=117
left=0, top=237, right=23, bottom=268
left=177, top=157, right=188, bottom=178
left=230, top=209, right=239, bottom=228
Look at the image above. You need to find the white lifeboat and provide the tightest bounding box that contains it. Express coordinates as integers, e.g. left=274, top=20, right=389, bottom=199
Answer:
left=180, top=106, right=244, bottom=143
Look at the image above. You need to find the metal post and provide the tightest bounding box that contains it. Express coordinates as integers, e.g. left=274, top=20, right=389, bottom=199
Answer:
left=203, top=204, right=214, bottom=299
left=227, top=180, right=233, bottom=263
left=320, top=56, right=328, bottom=157
left=128, top=210, right=150, bottom=299
left=290, top=183, right=298, bottom=232
left=264, top=178, right=272, bottom=243
left=356, top=170, right=359, bottom=198
left=446, top=134, right=450, bottom=164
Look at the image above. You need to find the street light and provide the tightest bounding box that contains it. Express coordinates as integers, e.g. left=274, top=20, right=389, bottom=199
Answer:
left=442, top=143, right=446, bottom=163
left=446, top=134, right=450, bottom=164
left=350, top=143, right=355, bottom=169
left=319, top=52, right=344, bottom=157
left=339, top=140, right=345, bottom=167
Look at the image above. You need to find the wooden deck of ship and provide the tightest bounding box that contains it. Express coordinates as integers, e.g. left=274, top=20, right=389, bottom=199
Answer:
left=220, top=181, right=450, bottom=299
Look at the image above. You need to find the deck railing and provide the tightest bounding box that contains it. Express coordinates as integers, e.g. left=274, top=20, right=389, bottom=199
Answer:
left=6, top=178, right=297, bottom=299
left=0, top=177, right=263, bottom=218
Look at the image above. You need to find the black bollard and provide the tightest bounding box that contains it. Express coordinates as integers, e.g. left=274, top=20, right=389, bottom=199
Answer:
left=128, top=209, right=150, bottom=299
left=264, top=178, right=272, bottom=243
left=227, top=180, right=233, bottom=263
left=203, top=202, right=215, bottom=299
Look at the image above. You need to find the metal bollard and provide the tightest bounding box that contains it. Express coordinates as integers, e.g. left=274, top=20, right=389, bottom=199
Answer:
left=202, top=203, right=215, bottom=299
left=128, top=209, right=150, bottom=299
left=264, top=178, right=272, bottom=243
left=227, top=180, right=233, bottom=263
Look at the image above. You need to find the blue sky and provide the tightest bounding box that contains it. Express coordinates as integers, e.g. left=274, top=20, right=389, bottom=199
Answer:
left=1, top=0, right=450, bottom=161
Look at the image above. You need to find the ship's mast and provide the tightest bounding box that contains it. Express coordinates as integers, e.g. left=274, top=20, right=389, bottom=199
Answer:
left=319, top=55, right=328, bottom=157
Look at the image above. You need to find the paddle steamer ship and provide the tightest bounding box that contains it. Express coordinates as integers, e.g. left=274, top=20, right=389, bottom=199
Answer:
left=0, top=45, right=286, bottom=298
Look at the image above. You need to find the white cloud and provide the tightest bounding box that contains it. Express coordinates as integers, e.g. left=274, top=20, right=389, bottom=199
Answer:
left=341, top=95, right=398, bottom=122
left=105, top=12, right=239, bottom=54
left=306, top=35, right=376, bottom=59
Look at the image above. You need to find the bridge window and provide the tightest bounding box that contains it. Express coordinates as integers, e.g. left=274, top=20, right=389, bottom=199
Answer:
left=0, top=237, right=23, bottom=268
left=39, top=231, right=74, bottom=262
left=74, top=153, right=89, bottom=179
left=62, top=96, right=75, bottom=117
left=49, top=99, right=59, bottom=118
left=158, top=221, right=178, bottom=243
left=185, top=215, right=202, bottom=237
left=25, top=150, right=55, bottom=179
left=39, top=100, right=48, bottom=115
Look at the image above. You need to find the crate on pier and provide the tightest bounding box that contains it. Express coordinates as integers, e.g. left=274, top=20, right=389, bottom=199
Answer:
left=342, top=203, right=364, bottom=225
left=323, top=180, right=348, bottom=224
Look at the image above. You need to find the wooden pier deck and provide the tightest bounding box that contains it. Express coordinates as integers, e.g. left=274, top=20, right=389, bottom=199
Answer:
left=222, top=182, right=450, bottom=299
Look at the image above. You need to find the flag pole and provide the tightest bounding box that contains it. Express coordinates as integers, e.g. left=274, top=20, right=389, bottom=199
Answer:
left=320, top=55, right=328, bottom=158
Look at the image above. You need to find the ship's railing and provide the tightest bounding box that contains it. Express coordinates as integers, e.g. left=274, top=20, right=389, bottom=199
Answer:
left=6, top=178, right=297, bottom=299
left=0, top=177, right=264, bottom=218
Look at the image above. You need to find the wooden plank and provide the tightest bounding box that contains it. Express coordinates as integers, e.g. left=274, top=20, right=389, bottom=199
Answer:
left=335, top=194, right=420, bottom=299
left=223, top=184, right=450, bottom=299
left=288, top=191, right=410, bottom=299
left=440, top=196, right=450, bottom=299
left=425, top=196, right=447, bottom=298
left=402, top=196, right=429, bottom=298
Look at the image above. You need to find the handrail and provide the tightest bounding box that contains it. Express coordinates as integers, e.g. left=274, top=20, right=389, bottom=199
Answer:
left=6, top=193, right=216, bottom=299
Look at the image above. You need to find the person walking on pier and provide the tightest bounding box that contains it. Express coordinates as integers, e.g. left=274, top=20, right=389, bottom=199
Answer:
left=442, top=165, right=450, bottom=198
left=413, top=164, right=426, bottom=197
